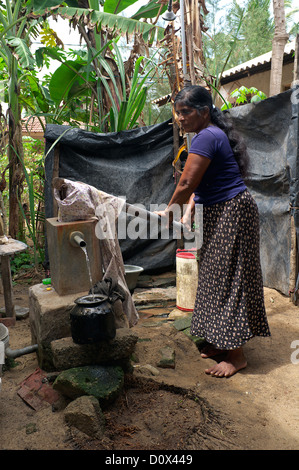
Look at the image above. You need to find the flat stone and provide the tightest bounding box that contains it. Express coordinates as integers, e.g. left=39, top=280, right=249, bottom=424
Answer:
left=51, top=328, right=138, bottom=370
left=168, top=308, right=193, bottom=320
left=182, top=327, right=206, bottom=348
left=140, top=320, right=166, bottom=328
left=172, top=315, right=192, bottom=331
left=132, top=287, right=176, bottom=306
left=0, top=305, right=29, bottom=319
left=136, top=272, right=176, bottom=289
left=157, top=346, right=175, bottom=369
left=64, top=395, right=105, bottom=439
left=53, top=365, right=124, bottom=407
left=137, top=307, right=171, bottom=316
left=133, top=364, right=160, bottom=376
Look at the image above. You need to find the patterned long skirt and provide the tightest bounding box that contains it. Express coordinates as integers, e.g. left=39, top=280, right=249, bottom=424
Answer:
left=190, top=189, right=271, bottom=350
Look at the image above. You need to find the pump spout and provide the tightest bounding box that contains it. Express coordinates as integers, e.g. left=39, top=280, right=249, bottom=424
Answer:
left=69, top=231, right=87, bottom=248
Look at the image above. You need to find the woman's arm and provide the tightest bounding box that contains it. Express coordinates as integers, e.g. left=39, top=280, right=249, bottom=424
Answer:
left=181, top=193, right=195, bottom=229
left=157, top=153, right=210, bottom=222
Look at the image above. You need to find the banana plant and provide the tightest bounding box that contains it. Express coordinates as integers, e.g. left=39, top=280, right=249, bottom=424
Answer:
left=0, top=0, right=165, bottom=237
left=104, top=51, right=155, bottom=131
left=44, top=40, right=156, bottom=131
left=30, top=0, right=165, bottom=42
left=0, top=0, right=42, bottom=238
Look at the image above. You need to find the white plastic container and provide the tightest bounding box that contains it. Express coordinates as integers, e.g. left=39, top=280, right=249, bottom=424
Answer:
left=176, top=249, right=199, bottom=311
left=0, top=323, right=9, bottom=391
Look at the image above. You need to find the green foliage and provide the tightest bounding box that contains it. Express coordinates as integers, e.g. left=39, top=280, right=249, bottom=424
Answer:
left=10, top=251, right=35, bottom=276
left=103, top=49, right=155, bottom=132
left=39, top=39, right=156, bottom=131
left=203, top=0, right=274, bottom=81
left=221, top=86, right=267, bottom=110
left=0, top=136, right=45, bottom=271
left=30, top=0, right=164, bottom=42
left=18, top=156, right=45, bottom=268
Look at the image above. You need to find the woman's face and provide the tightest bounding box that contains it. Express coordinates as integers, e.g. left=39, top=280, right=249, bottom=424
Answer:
left=174, top=101, right=210, bottom=134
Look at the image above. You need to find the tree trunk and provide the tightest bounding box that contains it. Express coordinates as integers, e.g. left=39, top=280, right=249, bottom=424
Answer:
left=8, top=59, right=24, bottom=239
left=269, top=0, right=289, bottom=96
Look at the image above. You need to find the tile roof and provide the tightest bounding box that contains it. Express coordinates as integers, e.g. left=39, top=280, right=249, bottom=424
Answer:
left=22, top=116, right=46, bottom=136
left=221, top=40, right=296, bottom=79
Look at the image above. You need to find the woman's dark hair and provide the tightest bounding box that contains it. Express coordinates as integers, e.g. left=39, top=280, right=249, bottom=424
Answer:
left=174, top=85, right=249, bottom=177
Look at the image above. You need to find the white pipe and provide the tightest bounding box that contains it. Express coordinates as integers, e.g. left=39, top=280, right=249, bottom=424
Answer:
left=0, top=323, right=38, bottom=360
left=180, top=0, right=187, bottom=77
left=5, top=344, right=38, bottom=359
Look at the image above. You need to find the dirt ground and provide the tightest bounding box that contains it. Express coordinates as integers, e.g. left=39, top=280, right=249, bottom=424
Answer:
left=1, top=278, right=299, bottom=452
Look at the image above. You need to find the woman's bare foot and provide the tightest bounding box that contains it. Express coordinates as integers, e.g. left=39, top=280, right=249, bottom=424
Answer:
left=200, top=344, right=225, bottom=358
left=205, top=347, right=247, bottom=378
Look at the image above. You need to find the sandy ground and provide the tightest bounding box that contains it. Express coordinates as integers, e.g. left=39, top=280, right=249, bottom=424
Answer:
left=1, top=280, right=299, bottom=452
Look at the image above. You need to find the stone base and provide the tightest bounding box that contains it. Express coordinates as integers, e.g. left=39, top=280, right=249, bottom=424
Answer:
left=51, top=328, right=138, bottom=371
left=29, top=283, right=91, bottom=370
left=29, top=283, right=133, bottom=371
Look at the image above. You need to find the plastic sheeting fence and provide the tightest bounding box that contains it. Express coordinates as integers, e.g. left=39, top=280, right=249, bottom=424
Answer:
left=44, top=119, right=178, bottom=274
left=44, top=87, right=299, bottom=296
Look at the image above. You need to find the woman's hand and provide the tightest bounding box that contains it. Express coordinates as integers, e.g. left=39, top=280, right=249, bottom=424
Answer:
left=154, top=209, right=173, bottom=228
left=180, top=194, right=195, bottom=231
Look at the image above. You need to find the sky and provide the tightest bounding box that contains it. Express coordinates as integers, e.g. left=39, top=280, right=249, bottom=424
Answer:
left=47, top=0, right=298, bottom=47
left=38, top=0, right=298, bottom=76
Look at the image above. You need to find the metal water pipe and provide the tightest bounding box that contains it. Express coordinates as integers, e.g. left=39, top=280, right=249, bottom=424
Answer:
left=162, top=0, right=191, bottom=149
left=69, top=231, right=87, bottom=248
left=180, top=0, right=188, bottom=83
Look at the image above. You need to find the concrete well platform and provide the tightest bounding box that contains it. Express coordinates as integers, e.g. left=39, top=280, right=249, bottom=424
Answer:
left=29, top=283, right=130, bottom=371
left=29, top=283, right=88, bottom=370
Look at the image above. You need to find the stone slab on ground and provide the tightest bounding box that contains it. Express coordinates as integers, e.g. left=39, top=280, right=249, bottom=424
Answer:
left=172, top=314, right=192, bottom=331
left=64, top=395, right=106, bottom=439
left=157, top=346, right=176, bottom=369
left=0, top=305, right=29, bottom=320
left=53, top=365, right=124, bottom=407
left=133, top=287, right=176, bottom=307
left=51, top=328, right=138, bottom=370
left=137, top=272, right=176, bottom=289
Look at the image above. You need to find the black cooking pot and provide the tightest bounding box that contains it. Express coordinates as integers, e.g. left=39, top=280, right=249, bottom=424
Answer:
left=70, top=294, right=116, bottom=344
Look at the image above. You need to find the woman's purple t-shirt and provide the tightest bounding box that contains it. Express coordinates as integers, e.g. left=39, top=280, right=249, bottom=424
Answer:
left=189, top=125, right=247, bottom=206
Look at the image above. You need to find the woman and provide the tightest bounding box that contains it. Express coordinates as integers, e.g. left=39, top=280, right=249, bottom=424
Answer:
left=157, top=85, right=270, bottom=378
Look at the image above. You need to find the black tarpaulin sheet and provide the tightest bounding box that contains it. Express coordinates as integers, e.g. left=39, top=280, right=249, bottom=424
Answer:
left=229, top=88, right=298, bottom=295
left=44, top=89, right=299, bottom=295
left=44, top=119, right=178, bottom=273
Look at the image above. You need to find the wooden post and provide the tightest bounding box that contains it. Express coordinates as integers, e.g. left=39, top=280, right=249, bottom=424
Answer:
left=293, top=34, right=299, bottom=84
left=52, top=144, right=60, bottom=218
left=0, top=256, right=16, bottom=325
left=290, top=35, right=299, bottom=304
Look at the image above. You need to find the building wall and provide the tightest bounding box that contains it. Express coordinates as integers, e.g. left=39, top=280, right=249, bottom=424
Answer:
left=216, top=62, right=294, bottom=108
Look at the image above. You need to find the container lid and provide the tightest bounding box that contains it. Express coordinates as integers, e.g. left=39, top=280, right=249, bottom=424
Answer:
left=74, top=294, right=108, bottom=306
left=176, top=249, right=196, bottom=259
left=0, top=323, right=8, bottom=341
